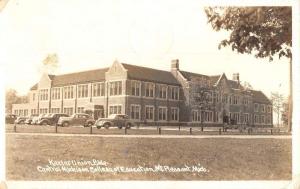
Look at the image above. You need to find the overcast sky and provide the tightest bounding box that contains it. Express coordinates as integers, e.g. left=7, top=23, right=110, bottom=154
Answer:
left=0, top=0, right=290, bottom=98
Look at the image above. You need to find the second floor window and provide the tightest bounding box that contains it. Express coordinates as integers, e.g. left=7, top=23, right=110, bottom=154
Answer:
left=110, top=81, right=122, bottom=96
left=131, top=81, right=140, bottom=96
left=145, top=83, right=155, bottom=97
left=93, top=83, right=105, bottom=97
left=158, top=85, right=167, bottom=99
left=261, top=104, right=265, bottom=112
left=170, top=87, right=179, bottom=100
left=40, top=89, right=48, bottom=101
left=254, top=103, right=259, bottom=112
left=51, top=88, right=61, bottom=100
left=64, top=86, right=74, bottom=99
left=233, top=96, right=239, bottom=104
left=78, top=84, right=89, bottom=98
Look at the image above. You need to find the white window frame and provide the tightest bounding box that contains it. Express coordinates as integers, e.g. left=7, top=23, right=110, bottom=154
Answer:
left=261, top=104, right=266, bottom=113
left=158, top=85, right=167, bottom=99
left=145, top=82, right=155, bottom=98
left=92, top=82, right=105, bottom=97
left=51, top=87, right=61, bottom=100
left=131, top=81, right=141, bottom=96
left=64, top=86, right=74, bottom=99
left=145, top=105, right=154, bottom=121
left=192, top=110, right=201, bottom=122
left=109, top=105, right=122, bottom=115
left=109, top=81, right=122, bottom=96
left=130, top=104, right=140, bottom=120
left=39, top=89, right=49, bottom=101
left=77, top=84, right=89, bottom=98
left=170, top=87, right=179, bottom=100
left=170, top=107, right=179, bottom=121
left=158, top=106, right=167, bottom=121
left=63, top=107, right=73, bottom=115
left=77, top=107, right=84, bottom=113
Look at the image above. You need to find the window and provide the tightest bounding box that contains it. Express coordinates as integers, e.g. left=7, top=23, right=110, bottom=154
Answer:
left=50, top=108, right=60, bottom=113
left=145, top=106, right=154, bottom=120
left=254, top=114, right=259, bottom=124
left=63, top=107, right=73, bottom=115
left=51, top=88, right=61, bottom=100
left=110, top=81, right=122, bottom=96
left=243, top=97, right=249, bottom=105
left=31, top=109, right=37, bottom=115
left=215, top=112, right=219, bottom=122
left=39, top=108, right=48, bottom=114
left=40, top=89, right=48, bottom=101
left=171, top=108, right=179, bottom=121
left=229, top=95, right=232, bottom=104
left=204, top=111, right=213, bottom=122
left=192, top=110, right=201, bottom=122
left=109, top=105, right=122, bottom=115
left=145, top=83, right=155, bottom=97
left=222, top=94, right=228, bottom=103
left=24, top=110, right=28, bottom=116
left=261, top=115, right=265, bottom=124
left=254, top=103, right=259, bottom=112
left=266, top=115, right=271, bottom=124
left=130, top=105, right=140, bottom=120
left=93, top=82, right=105, bottom=97
left=233, top=96, right=239, bottom=104
left=213, top=92, right=219, bottom=103
left=78, top=84, right=89, bottom=98
left=261, top=104, right=265, bottom=113
left=243, top=113, right=249, bottom=123
left=131, top=81, right=140, bottom=96
left=170, top=87, right=179, bottom=100
left=233, top=113, right=240, bottom=123
left=158, top=85, right=167, bottom=99
left=77, top=107, right=84, bottom=113
left=267, top=106, right=272, bottom=113
left=158, top=107, right=167, bottom=121
left=64, top=86, right=74, bottom=99
left=14, top=110, right=18, bottom=115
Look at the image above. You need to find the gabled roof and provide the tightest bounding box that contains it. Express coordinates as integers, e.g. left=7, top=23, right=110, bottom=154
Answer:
left=121, top=63, right=180, bottom=86
left=209, top=75, right=221, bottom=85
left=179, top=71, right=209, bottom=81
left=227, top=80, right=242, bottom=89
left=251, top=90, right=271, bottom=104
left=30, top=83, right=38, bottom=90
left=51, top=68, right=109, bottom=87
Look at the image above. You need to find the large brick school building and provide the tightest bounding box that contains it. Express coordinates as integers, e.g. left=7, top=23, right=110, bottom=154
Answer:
left=12, top=60, right=273, bottom=127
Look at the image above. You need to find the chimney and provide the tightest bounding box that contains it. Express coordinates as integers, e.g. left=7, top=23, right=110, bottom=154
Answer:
left=232, top=73, right=240, bottom=84
left=171, top=59, right=179, bottom=71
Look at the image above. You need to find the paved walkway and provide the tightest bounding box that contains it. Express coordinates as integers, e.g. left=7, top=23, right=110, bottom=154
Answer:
left=6, top=132, right=291, bottom=139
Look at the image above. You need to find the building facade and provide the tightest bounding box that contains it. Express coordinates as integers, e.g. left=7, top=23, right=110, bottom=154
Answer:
left=12, top=60, right=273, bottom=127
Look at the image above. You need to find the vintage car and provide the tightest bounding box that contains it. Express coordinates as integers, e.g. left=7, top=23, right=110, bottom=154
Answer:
left=5, top=114, right=17, bottom=124
left=37, top=113, right=69, bottom=126
left=31, top=114, right=46, bottom=125
left=14, top=116, right=28, bottom=124
left=24, top=114, right=39, bottom=124
left=57, top=113, right=95, bottom=127
left=95, top=114, right=134, bottom=129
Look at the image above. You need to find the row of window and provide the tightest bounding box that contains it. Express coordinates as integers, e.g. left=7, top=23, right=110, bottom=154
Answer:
left=35, top=81, right=180, bottom=101
left=192, top=110, right=219, bottom=123
left=254, top=114, right=272, bottom=124
left=129, top=105, right=179, bottom=121
left=254, top=103, right=272, bottom=113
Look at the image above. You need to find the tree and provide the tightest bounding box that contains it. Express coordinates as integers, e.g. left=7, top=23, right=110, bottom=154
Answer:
left=5, top=89, right=28, bottom=114
left=271, top=92, right=284, bottom=127
left=281, top=100, right=289, bottom=126
left=205, top=6, right=292, bottom=131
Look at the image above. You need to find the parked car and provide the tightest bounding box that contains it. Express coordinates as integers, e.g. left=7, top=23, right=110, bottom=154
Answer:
left=14, top=116, right=28, bottom=124
left=5, top=114, right=17, bottom=124
left=37, top=113, right=69, bottom=126
left=57, top=113, right=95, bottom=127
left=24, top=114, right=39, bottom=124
left=31, top=114, right=46, bottom=125
left=95, top=114, right=134, bottom=129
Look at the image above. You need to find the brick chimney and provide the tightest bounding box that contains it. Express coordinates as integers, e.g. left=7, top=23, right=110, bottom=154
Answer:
left=232, top=73, right=240, bottom=84
left=171, top=59, right=179, bottom=71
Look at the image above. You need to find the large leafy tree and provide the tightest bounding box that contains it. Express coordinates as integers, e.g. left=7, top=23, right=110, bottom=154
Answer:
left=205, top=6, right=292, bottom=131
left=5, top=89, right=28, bottom=114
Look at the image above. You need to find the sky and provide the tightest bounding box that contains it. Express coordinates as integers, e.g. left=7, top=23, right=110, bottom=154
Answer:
left=0, top=0, right=290, bottom=98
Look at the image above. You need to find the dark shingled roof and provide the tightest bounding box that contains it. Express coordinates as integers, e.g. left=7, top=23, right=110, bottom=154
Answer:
left=179, top=71, right=221, bottom=85
left=251, top=90, right=271, bottom=104
left=122, top=63, right=180, bottom=85
left=30, top=83, right=38, bottom=90
left=209, top=75, right=221, bottom=85
left=51, top=68, right=109, bottom=86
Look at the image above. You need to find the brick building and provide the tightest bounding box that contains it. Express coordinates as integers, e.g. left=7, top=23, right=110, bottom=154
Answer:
left=12, top=60, right=273, bottom=127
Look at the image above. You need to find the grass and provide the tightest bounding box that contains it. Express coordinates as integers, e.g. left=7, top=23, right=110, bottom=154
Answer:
left=6, top=133, right=291, bottom=180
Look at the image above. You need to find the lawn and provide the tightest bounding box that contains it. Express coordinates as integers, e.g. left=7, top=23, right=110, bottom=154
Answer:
left=6, top=134, right=291, bottom=180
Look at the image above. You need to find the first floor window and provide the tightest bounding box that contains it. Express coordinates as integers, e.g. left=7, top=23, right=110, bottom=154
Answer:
left=63, top=107, right=73, bottom=115
left=145, top=106, right=154, bottom=120
left=171, top=108, right=179, bottom=121
left=204, top=111, right=213, bottom=122
left=254, top=114, right=259, bottom=124
left=261, top=115, right=265, bottom=124
left=158, top=107, right=167, bottom=121
left=24, top=110, right=28, bottom=116
left=243, top=113, right=249, bottom=123
left=130, top=105, right=140, bottom=120
left=266, top=115, right=271, bottom=124
left=192, top=110, right=201, bottom=122
left=39, top=108, right=48, bottom=114
left=14, top=110, right=18, bottom=115
left=214, top=112, right=219, bottom=122
left=77, top=107, right=84, bottom=113
left=109, top=105, right=121, bottom=115
left=51, top=108, right=60, bottom=113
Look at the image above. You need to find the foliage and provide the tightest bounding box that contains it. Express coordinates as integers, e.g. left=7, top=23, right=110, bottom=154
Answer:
left=281, top=101, right=289, bottom=126
left=5, top=89, right=28, bottom=113
left=205, top=7, right=292, bottom=61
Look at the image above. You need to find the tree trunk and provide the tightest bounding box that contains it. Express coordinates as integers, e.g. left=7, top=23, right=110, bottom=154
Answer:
left=288, top=58, right=292, bottom=132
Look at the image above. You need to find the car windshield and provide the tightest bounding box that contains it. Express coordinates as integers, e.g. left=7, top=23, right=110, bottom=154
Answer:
left=108, top=114, right=117, bottom=119
left=39, top=114, right=45, bottom=118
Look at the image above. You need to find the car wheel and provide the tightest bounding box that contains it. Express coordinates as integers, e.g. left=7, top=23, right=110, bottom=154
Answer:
left=87, top=122, right=93, bottom=127
left=20, top=120, right=25, bottom=124
left=42, top=121, right=48, bottom=126
left=104, top=123, right=110, bottom=129
left=97, top=126, right=101, bottom=129
left=62, top=122, right=69, bottom=127
left=118, top=126, right=122, bottom=129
